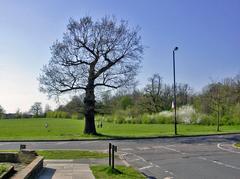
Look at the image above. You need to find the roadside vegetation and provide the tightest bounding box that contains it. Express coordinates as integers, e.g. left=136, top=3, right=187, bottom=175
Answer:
left=234, top=143, right=240, bottom=148
left=0, top=150, right=107, bottom=159
left=0, top=164, right=8, bottom=176
left=36, top=150, right=108, bottom=159
left=90, top=165, right=145, bottom=179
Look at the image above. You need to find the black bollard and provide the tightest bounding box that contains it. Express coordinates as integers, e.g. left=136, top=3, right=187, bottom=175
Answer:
left=109, top=143, right=112, bottom=166
left=112, top=145, right=115, bottom=169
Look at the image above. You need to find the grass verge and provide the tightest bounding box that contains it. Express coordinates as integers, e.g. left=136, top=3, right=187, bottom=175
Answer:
left=90, top=165, right=145, bottom=179
left=0, top=150, right=108, bottom=159
left=0, top=164, right=9, bottom=176
left=234, top=143, right=240, bottom=148
left=36, top=150, right=108, bottom=159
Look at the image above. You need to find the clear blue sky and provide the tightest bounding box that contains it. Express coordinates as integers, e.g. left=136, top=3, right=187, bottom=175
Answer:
left=0, top=0, right=240, bottom=112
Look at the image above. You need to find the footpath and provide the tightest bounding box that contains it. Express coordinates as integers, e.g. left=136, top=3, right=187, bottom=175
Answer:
left=38, top=158, right=124, bottom=179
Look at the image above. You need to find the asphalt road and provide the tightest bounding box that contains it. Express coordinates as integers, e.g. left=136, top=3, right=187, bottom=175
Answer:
left=1, top=134, right=240, bottom=179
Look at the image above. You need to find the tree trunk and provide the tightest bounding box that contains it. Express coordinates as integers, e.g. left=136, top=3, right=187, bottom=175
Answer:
left=84, top=81, right=97, bottom=135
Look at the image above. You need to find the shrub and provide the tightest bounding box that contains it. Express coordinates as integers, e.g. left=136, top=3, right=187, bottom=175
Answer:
left=177, top=105, right=196, bottom=124
left=114, top=116, right=126, bottom=124
left=113, top=110, right=128, bottom=124
left=140, top=114, right=150, bottom=124
left=105, top=116, right=114, bottom=123
left=197, top=114, right=215, bottom=125
left=46, top=111, right=69, bottom=118
left=231, top=103, right=240, bottom=125
left=131, top=118, right=142, bottom=124
left=221, top=115, right=234, bottom=125
left=71, top=113, right=82, bottom=120
left=155, top=114, right=173, bottom=124
left=125, top=116, right=133, bottom=124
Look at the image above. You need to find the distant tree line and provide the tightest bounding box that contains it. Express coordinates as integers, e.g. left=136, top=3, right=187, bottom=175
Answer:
left=43, top=73, right=193, bottom=119
left=1, top=73, right=240, bottom=127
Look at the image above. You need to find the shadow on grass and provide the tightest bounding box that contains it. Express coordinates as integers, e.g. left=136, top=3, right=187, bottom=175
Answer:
left=106, top=167, right=123, bottom=175
left=94, top=133, right=174, bottom=139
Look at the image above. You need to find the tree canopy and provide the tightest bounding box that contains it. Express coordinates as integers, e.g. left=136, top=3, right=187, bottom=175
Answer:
left=39, top=16, right=143, bottom=134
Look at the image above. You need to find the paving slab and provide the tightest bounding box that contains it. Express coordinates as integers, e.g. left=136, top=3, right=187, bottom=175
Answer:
left=38, top=160, right=95, bottom=179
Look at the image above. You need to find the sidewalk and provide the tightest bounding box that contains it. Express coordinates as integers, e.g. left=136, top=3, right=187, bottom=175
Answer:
left=38, top=160, right=95, bottom=179
left=38, top=158, right=125, bottom=179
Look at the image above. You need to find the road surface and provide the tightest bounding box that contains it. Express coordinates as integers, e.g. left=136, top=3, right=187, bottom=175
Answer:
left=1, top=134, right=240, bottom=179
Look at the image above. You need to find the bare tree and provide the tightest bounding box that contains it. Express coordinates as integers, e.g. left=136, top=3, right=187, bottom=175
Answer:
left=30, top=102, right=43, bottom=117
left=39, top=16, right=143, bottom=134
left=0, top=105, right=5, bottom=119
left=202, top=82, right=224, bottom=131
left=144, top=74, right=163, bottom=113
left=176, top=83, right=192, bottom=106
left=44, top=104, right=52, bottom=114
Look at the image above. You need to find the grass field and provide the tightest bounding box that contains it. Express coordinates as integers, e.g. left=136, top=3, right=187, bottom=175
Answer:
left=90, top=165, right=145, bottom=179
left=0, top=118, right=239, bottom=140
left=0, top=164, right=8, bottom=176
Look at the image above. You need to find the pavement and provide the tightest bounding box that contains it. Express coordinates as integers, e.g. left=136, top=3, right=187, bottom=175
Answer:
left=38, top=161, right=95, bottom=179
left=37, top=157, right=124, bottom=178
left=1, top=134, right=240, bottom=179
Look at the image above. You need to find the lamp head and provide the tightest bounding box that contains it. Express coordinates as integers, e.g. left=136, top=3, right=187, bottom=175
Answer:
left=174, top=47, right=179, bottom=51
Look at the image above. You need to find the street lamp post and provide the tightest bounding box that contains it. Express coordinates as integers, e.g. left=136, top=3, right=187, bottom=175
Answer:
left=173, top=47, right=178, bottom=135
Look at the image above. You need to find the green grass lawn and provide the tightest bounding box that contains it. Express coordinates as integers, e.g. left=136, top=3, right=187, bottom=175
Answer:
left=234, top=143, right=240, bottom=148
left=90, top=165, right=145, bottom=179
left=0, top=118, right=239, bottom=140
left=36, top=150, right=108, bottom=159
left=0, top=150, right=108, bottom=159
left=0, top=164, right=8, bottom=176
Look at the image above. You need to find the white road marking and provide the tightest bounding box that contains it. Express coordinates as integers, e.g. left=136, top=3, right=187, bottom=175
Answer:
left=161, top=146, right=181, bottom=152
left=121, top=148, right=133, bottom=151
left=169, top=172, right=175, bottom=175
left=167, top=145, right=176, bottom=147
left=137, top=147, right=150, bottom=150
left=129, top=158, right=140, bottom=162
left=81, top=141, right=99, bottom=144
left=152, top=145, right=163, bottom=149
left=160, top=146, right=187, bottom=155
left=122, top=151, right=175, bottom=176
left=139, top=165, right=153, bottom=170
left=56, top=142, right=69, bottom=145
left=198, top=155, right=240, bottom=170
left=198, top=156, right=207, bottom=160
left=217, top=143, right=240, bottom=154
left=152, top=145, right=188, bottom=155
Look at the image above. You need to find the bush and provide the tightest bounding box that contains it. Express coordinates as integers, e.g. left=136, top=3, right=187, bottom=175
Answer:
left=140, top=114, right=150, bottom=124
left=71, top=113, right=83, bottom=120
left=177, top=105, right=196, bottom=124
left=125, top=116, right=133, bottom=124
left=197, top=114, right=215, bottom=125
left=231, top=103, right=240, bottom=125
left=155, top=114, right=173, bottom=124
left=131, top=118, right=142, bottom=124
left=46, top=111, right=69, bottom=118
left=138, top=112, right=173, bottom=124
left=113, top=110, right=128, bottom=124
left=114, top=116, right=126, bottom=124
left=221, top=115, right=234, bottom=125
